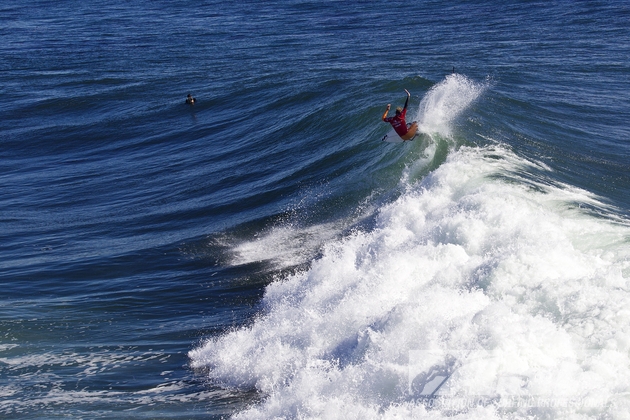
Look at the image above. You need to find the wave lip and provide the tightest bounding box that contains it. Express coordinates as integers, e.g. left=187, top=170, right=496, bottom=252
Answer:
left=190, top=146, right=630, bottom=418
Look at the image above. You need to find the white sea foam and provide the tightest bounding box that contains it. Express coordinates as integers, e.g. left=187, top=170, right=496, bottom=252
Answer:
left=190, top=145, right=630, bottom=419
left=190, top=75, right=630, bottom=418
left=230, top=222, right=340, bottom=268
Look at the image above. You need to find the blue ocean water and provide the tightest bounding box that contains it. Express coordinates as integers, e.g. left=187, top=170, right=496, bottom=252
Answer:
left=1, top=1, right=630, bottom=418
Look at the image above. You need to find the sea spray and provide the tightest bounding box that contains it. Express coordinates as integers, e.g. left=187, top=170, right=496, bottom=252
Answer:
left=415, top=73, right=487, bottom=137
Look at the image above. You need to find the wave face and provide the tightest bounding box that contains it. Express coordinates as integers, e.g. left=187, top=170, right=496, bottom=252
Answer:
left=190, top=129, right=630, bottom=418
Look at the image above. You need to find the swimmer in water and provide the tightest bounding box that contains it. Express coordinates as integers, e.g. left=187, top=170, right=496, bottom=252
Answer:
left=186, top=94, right=196, bottom=105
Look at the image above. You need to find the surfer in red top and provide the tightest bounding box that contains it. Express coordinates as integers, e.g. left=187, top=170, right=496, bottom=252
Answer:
left=382, top=89, right=418, bottom=141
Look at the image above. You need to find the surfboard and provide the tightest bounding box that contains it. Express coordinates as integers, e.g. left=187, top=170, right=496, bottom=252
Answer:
left=381, top=128, right=404, bottom=143
left=381, top=128, right=419, bottom=143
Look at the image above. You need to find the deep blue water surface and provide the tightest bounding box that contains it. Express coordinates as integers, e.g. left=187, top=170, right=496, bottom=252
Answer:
left=1, top=1, right=629, bottom=418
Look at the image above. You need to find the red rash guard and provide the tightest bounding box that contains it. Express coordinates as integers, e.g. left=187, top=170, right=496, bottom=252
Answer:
left=384, top=108, right=408, bottom=137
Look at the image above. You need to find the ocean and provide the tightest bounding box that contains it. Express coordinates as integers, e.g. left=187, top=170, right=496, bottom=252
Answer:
left=2, top=1, right=630, bottom=418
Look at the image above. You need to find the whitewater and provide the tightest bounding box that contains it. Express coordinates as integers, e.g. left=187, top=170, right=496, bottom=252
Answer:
left=190, top=76, right=630, bottom=418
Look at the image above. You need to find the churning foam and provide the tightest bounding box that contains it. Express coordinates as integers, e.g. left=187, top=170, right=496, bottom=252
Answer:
left=190, top=145, right=630, bottom=419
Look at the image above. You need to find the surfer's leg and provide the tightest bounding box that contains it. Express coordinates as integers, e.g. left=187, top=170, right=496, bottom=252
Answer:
left=401, top=122, right=419, bottom=141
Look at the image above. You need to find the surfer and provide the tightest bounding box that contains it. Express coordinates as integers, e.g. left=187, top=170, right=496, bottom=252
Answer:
left=185, top=94, right=196, bottom=105
left=382, top=89, right=418, bottom=141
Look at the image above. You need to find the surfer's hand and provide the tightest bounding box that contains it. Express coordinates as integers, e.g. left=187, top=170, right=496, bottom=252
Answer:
left=386, top=104, right=391, bottom=109
left=404, top=89, right=410, bottom=96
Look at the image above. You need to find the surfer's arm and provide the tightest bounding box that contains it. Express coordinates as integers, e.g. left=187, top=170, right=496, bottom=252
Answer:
left=382, top=104, right=391, bottom=121
left=403, top=89, right=410, bottom=110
